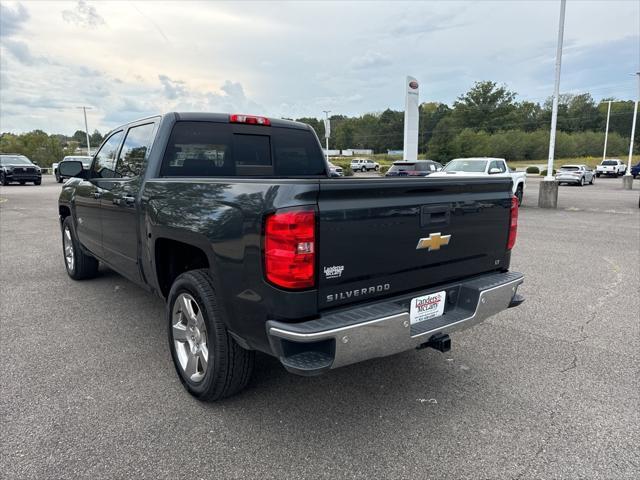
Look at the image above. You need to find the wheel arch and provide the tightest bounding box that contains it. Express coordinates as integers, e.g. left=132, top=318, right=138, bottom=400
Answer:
left=153, top=236, right=214, bottom=299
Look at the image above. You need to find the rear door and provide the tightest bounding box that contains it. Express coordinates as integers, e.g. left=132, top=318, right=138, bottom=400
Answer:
left=99, top=121, right=157, bottom=282
left=316, top=177, right=513, bottom=309
left=75, top=130, right=124, bottom=257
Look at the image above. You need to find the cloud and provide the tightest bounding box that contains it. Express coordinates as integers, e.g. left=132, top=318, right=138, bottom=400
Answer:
left=0, top=2, right=29, bottom=37
left=349, top=52, right=392, bottom=70
left=163, top=79, right=263, bottom=114
left=62, top=1, right=105, bottom=28
left=390, top=11, right=468, bottom=37
left=158, top=74, right=186, bottom=100
left=2, top=39, right=36, bottom=65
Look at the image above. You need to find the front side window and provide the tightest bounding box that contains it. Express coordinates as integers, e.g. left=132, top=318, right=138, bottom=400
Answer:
left=92, top=131, right=124, bottom=179
left=493, top=161, right=507, bottom=173
left=116, top=123, right=156, bottom=178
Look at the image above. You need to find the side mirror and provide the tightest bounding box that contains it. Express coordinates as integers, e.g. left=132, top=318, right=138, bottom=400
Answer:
left=489, top=168, right=502, bottom=174
left=58, top=160, right=85, bottom=179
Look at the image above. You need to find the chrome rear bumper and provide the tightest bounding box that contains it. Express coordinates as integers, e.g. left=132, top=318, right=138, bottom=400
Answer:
left=267, top=271, right=524, bottom=375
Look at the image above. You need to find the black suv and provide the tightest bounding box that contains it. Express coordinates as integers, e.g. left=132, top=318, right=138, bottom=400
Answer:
left=0, top=154, right=42, bottom=185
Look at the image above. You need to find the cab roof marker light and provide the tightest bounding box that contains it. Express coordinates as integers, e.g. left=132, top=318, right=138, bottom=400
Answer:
left=229, top=114, right=271, bottom=126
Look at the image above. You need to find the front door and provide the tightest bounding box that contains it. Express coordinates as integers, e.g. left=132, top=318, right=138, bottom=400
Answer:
left=76, top=130, right=125, bottom=258
left=73, top=179, right=102, bottom=257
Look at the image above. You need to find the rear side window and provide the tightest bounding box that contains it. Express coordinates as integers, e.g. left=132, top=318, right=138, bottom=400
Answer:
left=160, top=121, right=325, bottom=177
left=116, top=123, right=155, bottom=178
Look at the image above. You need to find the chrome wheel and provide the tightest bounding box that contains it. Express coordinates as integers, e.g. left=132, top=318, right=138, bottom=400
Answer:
left=63, top=226, right=74, bottom=271
left=172, top=293, right=209, bottom=383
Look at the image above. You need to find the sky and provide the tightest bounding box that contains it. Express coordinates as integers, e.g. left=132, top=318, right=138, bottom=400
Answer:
left=0, top=0, right=638, bottom=135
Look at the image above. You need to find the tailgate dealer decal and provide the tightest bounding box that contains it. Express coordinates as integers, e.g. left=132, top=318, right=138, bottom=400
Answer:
left=323, top=265, right=344, bottom=279
left=410, top=291, right=446, bottom=325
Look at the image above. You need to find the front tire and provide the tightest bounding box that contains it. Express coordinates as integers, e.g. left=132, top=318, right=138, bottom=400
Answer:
left=0, top=173, right=8, bottom=186
left=596, top=173, right=601, bottom=178
left=56, top=173, right=62, bottom=183
left=167, top=269, right=254, bottom=401
left=515, top=185, right=523, bottom=205
left=62, top=216, right=99, bottom=280
left=579, top=177, right=584, bottom=186
left=34, top=179, right=41, bottom=185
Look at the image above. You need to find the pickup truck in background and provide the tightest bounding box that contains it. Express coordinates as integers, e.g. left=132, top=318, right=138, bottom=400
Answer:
left=596, top=159, right=627, bottom=177
left=434, top=157, right=526, bottom=205
left=58, top=112, right=524, bottom=401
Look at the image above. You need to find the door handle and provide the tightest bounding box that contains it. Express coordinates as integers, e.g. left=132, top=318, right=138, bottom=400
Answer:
left=420, top=204, right=451, bottom=227
left=92, top=192, right=102, bottom=199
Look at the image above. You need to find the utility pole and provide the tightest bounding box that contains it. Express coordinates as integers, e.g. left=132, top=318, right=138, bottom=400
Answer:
left=538, top=0, right=566, bottom=208
left=76, top=106, right=92, bottom=155
left=622, top=72, right=639, bottom=190
left=322, top=110, right=331, bottom=161
left=602, top=100, right=612, bottom=162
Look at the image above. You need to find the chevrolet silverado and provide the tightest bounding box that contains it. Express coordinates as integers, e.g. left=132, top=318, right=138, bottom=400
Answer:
left=58, top=112, right=524, bottom=401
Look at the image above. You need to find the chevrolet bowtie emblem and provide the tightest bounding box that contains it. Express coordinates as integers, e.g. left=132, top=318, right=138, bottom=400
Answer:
left=416, top=232, right=451, bottom=251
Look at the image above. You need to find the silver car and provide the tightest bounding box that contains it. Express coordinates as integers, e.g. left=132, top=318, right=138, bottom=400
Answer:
left=556, top=164, right=595, bottom=186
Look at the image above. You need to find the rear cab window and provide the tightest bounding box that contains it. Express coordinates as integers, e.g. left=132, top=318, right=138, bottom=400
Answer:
left=160, top=121, right=326, bottom=177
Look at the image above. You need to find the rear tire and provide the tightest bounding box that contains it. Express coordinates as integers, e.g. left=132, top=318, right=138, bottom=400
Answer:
left=0, top=173, right=8, bottom=186
left=579, top=177, right=584, bottom=187
left=596, top=173, right=600, bottom=178
left=62, top=216, right=99, bottom=280
left=167, top=269, right=254, bottom=401
left=34, top=179, right=41, bottom=185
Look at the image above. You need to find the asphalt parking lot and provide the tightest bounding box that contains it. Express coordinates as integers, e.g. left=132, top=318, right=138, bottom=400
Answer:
left=1, top=175, right=638, bottom=479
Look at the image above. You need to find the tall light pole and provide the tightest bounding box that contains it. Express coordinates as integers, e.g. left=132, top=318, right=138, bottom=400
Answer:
left=623, top=72, right=639, bottom=189
left=76, top=106, right=92, bottom=155
left=322, top=110, right=331, bottom=161
left=539, top=0, right=566, bottom=208
left=602, top=100, right=612, bottom=162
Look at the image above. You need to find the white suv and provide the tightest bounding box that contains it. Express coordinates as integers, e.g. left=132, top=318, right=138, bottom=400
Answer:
left=596, top=159, right=627, bottom=177
left=350, top=158, right=379, bottom=172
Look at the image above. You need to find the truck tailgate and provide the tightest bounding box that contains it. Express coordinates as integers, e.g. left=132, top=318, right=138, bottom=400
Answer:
left=317, top=177, right=513, bottom=309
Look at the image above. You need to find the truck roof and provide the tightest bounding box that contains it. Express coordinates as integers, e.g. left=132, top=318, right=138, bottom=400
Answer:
left=110, top=112, right=311, bottom=133
left=451, top=157, right=506, bottom=162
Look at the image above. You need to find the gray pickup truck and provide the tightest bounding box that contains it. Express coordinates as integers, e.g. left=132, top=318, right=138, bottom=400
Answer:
left=58, top=112, right=524, bottom=401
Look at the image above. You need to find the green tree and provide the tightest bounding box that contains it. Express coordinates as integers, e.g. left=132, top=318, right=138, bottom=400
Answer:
left=72, top=130, right=87, bottom=147
left=89, top=129, right=104, bottom=148
left=451, top=81, right=517, bottom=133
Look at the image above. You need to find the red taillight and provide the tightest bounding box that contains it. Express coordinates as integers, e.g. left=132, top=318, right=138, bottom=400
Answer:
left=229, top=114, right=271, bottom=126
left=264, top=208, right=315, bottom=289
left=507, top=195, right=519, bottom=250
